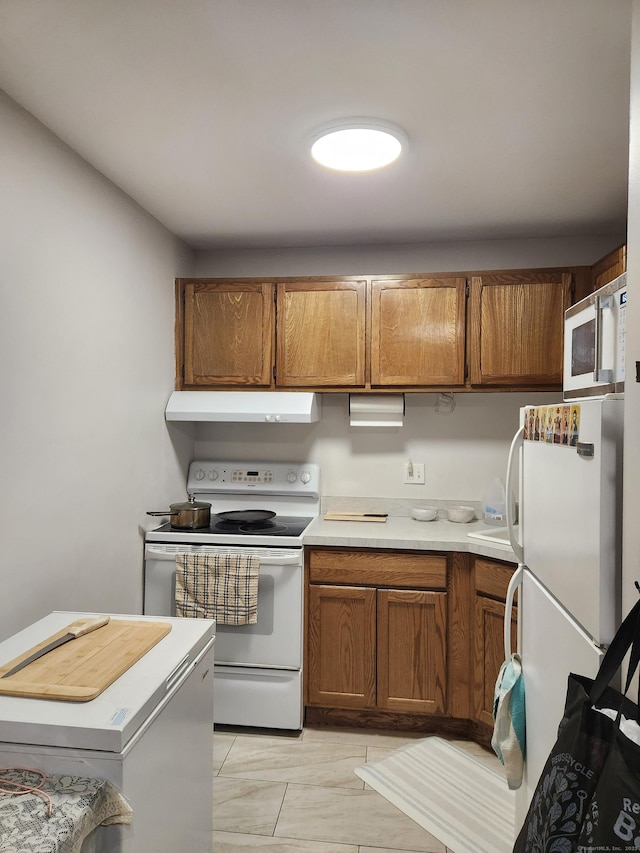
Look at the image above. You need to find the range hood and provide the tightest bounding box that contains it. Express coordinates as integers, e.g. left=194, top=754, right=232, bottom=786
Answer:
left=165, top=391, right=321, bottom=423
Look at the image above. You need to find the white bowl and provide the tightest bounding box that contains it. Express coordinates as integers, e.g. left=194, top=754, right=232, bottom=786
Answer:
left=446, top=505, right=476, bottom=523
left=411, top=506, right=438, bottom=522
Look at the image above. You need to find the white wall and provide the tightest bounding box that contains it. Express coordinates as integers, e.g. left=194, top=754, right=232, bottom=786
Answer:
left=194, top=392, right=559, bottom=504
left=623, top=4, right=640, bottom=617
left=195, top=235, right=622, bottom=278
left=0, top=91, right=194, bottom=640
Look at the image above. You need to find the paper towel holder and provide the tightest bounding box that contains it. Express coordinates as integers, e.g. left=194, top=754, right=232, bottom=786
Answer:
left=349, top=394, right=405, bottom=427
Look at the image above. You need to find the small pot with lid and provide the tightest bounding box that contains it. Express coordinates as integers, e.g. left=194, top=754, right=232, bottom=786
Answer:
left=147, top=496, right=211, bottom=529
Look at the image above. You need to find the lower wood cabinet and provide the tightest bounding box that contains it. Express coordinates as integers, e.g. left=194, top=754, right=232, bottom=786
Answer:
left=472, top=557, right=517, bottom=730
left=306, top=549, right=448, bottom=715
left=378, top=587, right=447, bottom=713
left=305, top=546, right=518, bottom=745
left=307, top=584, right=376, bottom=708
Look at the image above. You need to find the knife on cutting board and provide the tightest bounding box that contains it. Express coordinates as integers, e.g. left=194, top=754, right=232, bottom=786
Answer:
left=1, top=615, right=111, bottom=678
left=323, top=512, right=388, bottom=522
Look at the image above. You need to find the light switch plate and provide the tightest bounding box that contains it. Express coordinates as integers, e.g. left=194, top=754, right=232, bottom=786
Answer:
left=404, top=462, right=425, bottom=484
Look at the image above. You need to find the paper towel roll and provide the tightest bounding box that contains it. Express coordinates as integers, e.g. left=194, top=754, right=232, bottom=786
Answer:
left=349, top=394, right=405, bottom=427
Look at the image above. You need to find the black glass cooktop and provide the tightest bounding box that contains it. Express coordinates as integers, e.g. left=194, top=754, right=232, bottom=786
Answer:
left=153, top=515, right=313, bottom=538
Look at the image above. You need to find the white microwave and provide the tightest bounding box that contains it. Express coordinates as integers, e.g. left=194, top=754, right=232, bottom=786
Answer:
left=563, top=272, right=626, bottom=400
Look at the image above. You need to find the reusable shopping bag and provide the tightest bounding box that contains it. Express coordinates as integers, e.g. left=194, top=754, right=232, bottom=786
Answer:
left=514, top=596, right=640, bottom=852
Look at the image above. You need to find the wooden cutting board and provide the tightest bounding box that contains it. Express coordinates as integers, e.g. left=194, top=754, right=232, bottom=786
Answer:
left=0, top=619, right=172, bottom=702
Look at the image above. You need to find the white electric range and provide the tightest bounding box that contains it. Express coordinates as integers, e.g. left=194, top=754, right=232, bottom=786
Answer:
left=143, top=460, right=319, bottom=730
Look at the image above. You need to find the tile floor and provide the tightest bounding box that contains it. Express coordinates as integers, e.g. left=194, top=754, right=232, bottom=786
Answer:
left=212, top=724, right=504, bottom=852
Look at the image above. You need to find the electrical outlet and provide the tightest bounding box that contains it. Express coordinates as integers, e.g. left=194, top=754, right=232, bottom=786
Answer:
left=404, top=462, right=425, bottom=484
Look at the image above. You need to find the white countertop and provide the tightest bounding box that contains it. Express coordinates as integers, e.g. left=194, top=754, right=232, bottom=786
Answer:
left=302, top=514, right=517, bottom=563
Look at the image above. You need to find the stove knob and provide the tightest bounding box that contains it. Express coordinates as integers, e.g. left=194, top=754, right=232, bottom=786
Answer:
left=301, top=471, right=312, bottom=484
left=208, top=469, right=219, bottom=481
left=286, top=470, right=298, bottom=483
left=194, top=468, right=205, bottom=480
left=265, top=414, right=273, bottom=421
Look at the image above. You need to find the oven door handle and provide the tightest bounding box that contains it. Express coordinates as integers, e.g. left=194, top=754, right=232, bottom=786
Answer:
left=145, top=546, right=301, bottom=565
left=246, top=554, right=300, bottom=565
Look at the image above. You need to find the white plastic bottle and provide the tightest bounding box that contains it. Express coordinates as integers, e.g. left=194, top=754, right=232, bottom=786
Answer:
left=483, top=478, right=506, bottom=526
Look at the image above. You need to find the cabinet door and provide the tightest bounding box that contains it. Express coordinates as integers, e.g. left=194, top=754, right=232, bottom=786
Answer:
left=469, top=271, right=572, bottom=386
left=591, top=244, right=626, bottom=291
left=371, top=278, right=466, bottom=386
left=307, top=584, right=376, bottom=708
left=276, top=281, right=366, bottom=387
left=377, top=589, right=447, bottom=714
left=181, top=281, right=274, bottom=387
left=473, top=594, right=517, bottom=727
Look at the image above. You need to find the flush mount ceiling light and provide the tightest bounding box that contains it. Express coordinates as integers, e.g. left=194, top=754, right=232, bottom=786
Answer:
left=310, top=119, right=407, bottom=172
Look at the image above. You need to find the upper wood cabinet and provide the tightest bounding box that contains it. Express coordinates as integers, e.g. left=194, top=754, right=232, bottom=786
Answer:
left=591, top=244, right=626, bottom=292
left=276, top=280, right=366, bottom=387
left=371, top=278, right=466, bottom=386
left=178, top=280, right=274, bottom=388
left=468, top=271, right=572, bottom=387
left=176, top=268, right=573, bottom=392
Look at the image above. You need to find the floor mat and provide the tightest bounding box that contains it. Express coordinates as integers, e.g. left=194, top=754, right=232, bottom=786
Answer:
left=355, top=736, right=516, bottom=853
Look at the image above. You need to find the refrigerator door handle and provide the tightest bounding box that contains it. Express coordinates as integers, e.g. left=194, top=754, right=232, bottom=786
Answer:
left=504, top=565, right=523, bottom=658
left=506, top=426, right=524, bottom=563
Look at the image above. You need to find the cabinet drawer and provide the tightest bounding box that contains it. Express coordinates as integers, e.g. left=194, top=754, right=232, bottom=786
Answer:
left=474, top=558, right=516, bottom=600
left=308, top=549, right=447, bottom=589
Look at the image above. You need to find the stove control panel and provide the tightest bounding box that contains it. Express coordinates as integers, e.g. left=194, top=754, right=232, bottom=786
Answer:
left=187, top=460, right=320, bottom=498
left=232, top=469, right=274, bottom=484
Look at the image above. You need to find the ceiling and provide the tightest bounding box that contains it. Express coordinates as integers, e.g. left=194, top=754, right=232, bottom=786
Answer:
left=0, top=0, right=632, bottom=250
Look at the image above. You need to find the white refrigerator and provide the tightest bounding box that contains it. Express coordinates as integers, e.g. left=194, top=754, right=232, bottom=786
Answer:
left=505, top=395, right=624, bottom=831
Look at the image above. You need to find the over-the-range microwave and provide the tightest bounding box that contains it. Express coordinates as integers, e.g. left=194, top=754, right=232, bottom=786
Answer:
left=563, top=272, right=626, bottom=400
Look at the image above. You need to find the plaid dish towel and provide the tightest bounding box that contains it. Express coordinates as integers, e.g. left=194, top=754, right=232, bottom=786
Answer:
left=175, top=553, right=260, bottom=625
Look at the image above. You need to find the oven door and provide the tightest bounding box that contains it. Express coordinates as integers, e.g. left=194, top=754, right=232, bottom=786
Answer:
left=143, top=544, right=303, bottom=669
